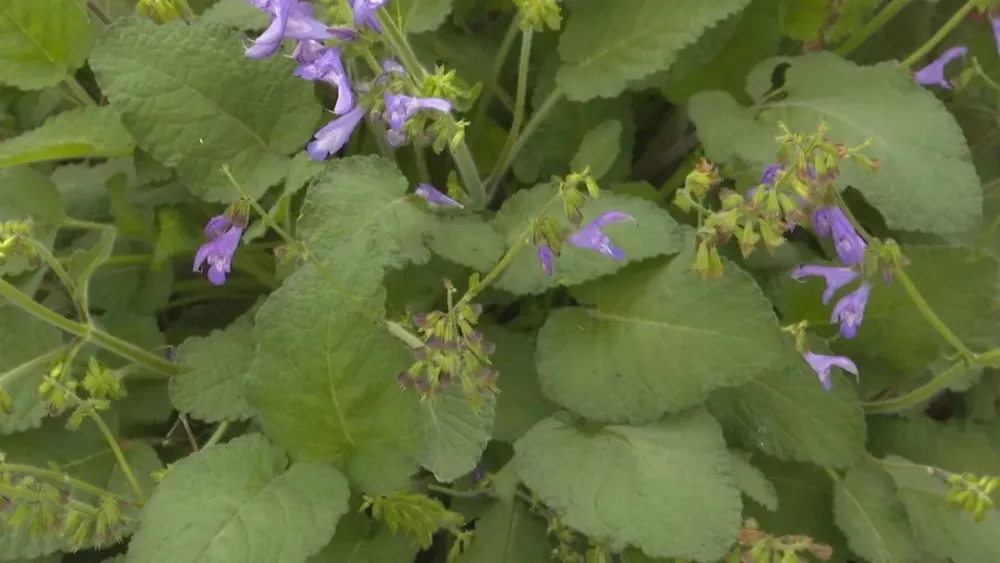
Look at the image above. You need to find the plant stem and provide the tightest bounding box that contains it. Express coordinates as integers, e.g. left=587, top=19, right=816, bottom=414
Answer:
left=487, top=87, right=564, bottom=203
left=472, top=17, right=521, bottom=128
left=835, top=0, right=913, bottom=56
left=0, top=276, right=176, bottom=376
left=63, top=76, right=97, bottom=106
left=376, top=13, right=486, bottom=209
left=895, top=268, right=976, bottom=362
left=86, top=0, right=112, bottom=25
left=61, top=217, right=112, bottom=231
left=0, top=463, right=126, bottom=501
left=414, top=144, right=431, bottom=183
left=203, top=421, right=230, bottom=448
left=426, top=483, right=487, bottom=498
left=900, top=0, right=977, bottom=68
left=863, top=359, right=967, bottom=414
left=87, top=411, right=146, bottom=503
left=486, top=28, right=533, bottom=202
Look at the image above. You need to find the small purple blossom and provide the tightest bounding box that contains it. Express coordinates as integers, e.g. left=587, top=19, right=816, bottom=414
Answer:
left=385, top=128, right=406, bottom=148
left=245, top=0, right=334, bottom=59
left=204, top=215, right=232, bottom=240
left=292, top=39, right=326, bottom=64
left=831, top=282, right=871, bottom=339
left=913, top=46, right=968, bottom=89
left=566, top=211, right=634, bottom=260
left=351, top=0, right=388, bottom=33
left=307, top=105, right=366, bottom=161
left=760, top=164, right=783, bottom=186
left=193, top=222, right=244, bottom=285
left=375, top=59, right=407, bottom=86
left=384, top=93, right=452, bottom=131
left=993, top=16, right=1000, bottom=55
left=414, top=184, right=463, bottom=209
left=791, top=264, right=859, bottom=305
left=294, top=47, right=354, bottom=115
left=803, top=352, right=858, bottom=391
left=829, top=210, right=866, bottom=265
left=812, top=207, right=833, bottom=237
left=537, top=245, right=555, bottom=276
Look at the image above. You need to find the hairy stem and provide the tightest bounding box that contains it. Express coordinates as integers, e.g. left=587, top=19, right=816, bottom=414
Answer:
left=487, top=87, right=564, bottom=203
left=87, top=411, right=146, bottom=503
left=472, top=17, right=521, bottom=128
left=835, top=0, right=913, bottom=56
left=900, top=0, right=977, bottom=68
left=203, top=421, right=230, bottom=449
left=0, top=463, right=126, bottom=501
left=487, top=27, right=534, bottom=202
left=863, top=359, right=967, bottom=414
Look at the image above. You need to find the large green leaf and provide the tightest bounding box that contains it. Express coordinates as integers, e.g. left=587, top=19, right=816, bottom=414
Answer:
left=537, top=254, right=796, bottom=424
left=492, top=184, right=684, bottom=296
left=555, top=0, right=753, bottom=101
left=126, top=434, right=349, bottom=563
left=0, top=0, right=95, bottom=89
left=0, top=305, right=62, bottom=434
left=832, top=459, right=916, bottom=563
left=457, top=500, right=551, bottom=563
left=730, top=453, right=778, bottom=511
left=171, top=314, right=255, bottom=423
left=420, top=388, right=495, bottom=483
left=0, top=106, right=134, bottom=167
left=708, top=362, right=866, bottom=467
left=429, top=216, right=504, bottom=273
left=688, top=53, right=982, bottom=235
left=514, top=410, right=741, bottom=560
left=867, top=416, right=1000, bottom=477
left=397, top=0, right=455, bottom=33
left=485, top=327, right=556, bottom=443
left=0, top=166, right=62, bottom=277
left=200, top=0, right=270, bottom=28
left=89, top=18, right=321, bottom=201
left=306, top=511, right=418, bottom=562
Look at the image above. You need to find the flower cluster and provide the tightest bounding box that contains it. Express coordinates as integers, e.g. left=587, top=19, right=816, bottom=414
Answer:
left=912, top=11, right=1000, bottom=89
left=243, top=0, right=457, bottom=160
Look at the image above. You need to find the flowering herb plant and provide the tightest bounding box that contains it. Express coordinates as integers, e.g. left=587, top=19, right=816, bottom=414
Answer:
left=3, top=0, right=1000, bottom=562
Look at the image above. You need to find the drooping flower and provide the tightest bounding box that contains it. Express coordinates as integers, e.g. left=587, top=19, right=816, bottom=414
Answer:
left=760, top=164, right=783, bottom=186
left=812, top=207, right=833, bottom=236
left=193, top=221, right=244, bottom=285
left=831, top=282, right=872, bottom=339
left=537, top=245, right=555, bottom=275
left=291, top=39, right=325, bottom=64
left=383, top=93, right=452, bottom=131
left=245, top=0, right=334, bottom=59
left=385, top=128, right=406, bottom=148
left=351, top=0, right=388, bottom=33
left=828, top=210, right=866, bottom=265
left=415, top=184, right=463, bottom=209
left=293, top=47, right=354, bottom=115
left=566, top=211, right=635, bottom=260
left=203, top=214, right=232, bottom=240
left=307, top=105, right=366, bottom=161
left=803, top=352, right=858, bottom=391
left=791, top=264, right=859, bottom=305
left=913, top=46, right=968, bottom=89
left=993, top=16, right=1000, bottom=55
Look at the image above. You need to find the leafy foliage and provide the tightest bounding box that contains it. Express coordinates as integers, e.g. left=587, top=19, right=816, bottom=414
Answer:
left=0, top=0, right=95, bottom=89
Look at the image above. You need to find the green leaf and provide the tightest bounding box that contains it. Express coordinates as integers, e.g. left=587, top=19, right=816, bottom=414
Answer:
left=570, top=119, right=622, bottom=181
left=492, top=184, right=683, bottom=296
left=298, top=155, right=438, bottom=269
left=0, top=106, right=134, bottom=167
left=171, top=314, right=255, bottom=422
left=868, top=416, right=1000, bottom=477
left=730, top=453, right=778, bottom=511
left=126, top=433, right=350, bottom=563
left=397, top=0, right=455, bottom=33
left=66, top=227, right=117, bottom=311
left=0, top=0, right=95, bottom=89
left=881, top=454, right=1000, bottom=562
left=0, top=304, right=62, bottom=434
left=108, top=441, right=164, bottom=498
left=306, top=511, right=419, bottom=563
left=832, top=459, right=916, bottom=563
left=485, top=327, right=556, bottom=443
left=457, top=500, right=551, bottom=563
left=429, top=215, right=504, bottom=272
left=514, top=410, right=741, bottom=560
left=555, top=0, right=753, bottom=101
left=778, top=0, right=828, bottom=40
left=421, top=388, right=495, bottom=482
left=688, top=53, right=982, bottom=235
left=0, top=166, right=62, bottom=276
left=247, top=236, right=422, bottom=495
left=89, top=18, right=322, bottom=201
left=708, top=362, right=866, bottom=467
left=537, top=253, right=795, bottom=424
left=200, top=0, right=270, bottom=28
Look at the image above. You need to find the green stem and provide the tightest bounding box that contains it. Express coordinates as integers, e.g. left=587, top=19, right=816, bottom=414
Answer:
left=835, top=0, right=912, bottom=56
left=203, top=421, right=230, bottom=448
left=896, top=268, right=976, bottom=361
left=472, top=17, right=521, bottom=127
left=0, top=483, right=104, bottom=516
left=61, top=217, right=112, bottom=231
left=426, top=483, right=486, bottom=499
left=0, top=276, right=176, bottom=376
left=0, top=463, right=125, bottom=501
left=414, top=144, right=431, bottom=184
left=487, top=87, right=564, bottom=202
left=85, top=0, right=112, bottom=25
left=376, top=13, right=486, bottom=209
left=900, top=0, right=977, bottom=68
left=63, top=76, right=97, bottom=107
left=87, top=411, right=146, bottom=503
left=486, top=28, right=534, bottom=202
left=863, top=359, right=967, bottom=414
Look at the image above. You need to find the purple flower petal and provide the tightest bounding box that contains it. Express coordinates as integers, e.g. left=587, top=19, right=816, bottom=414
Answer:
left=204, top=215, right=232, bottom=240
left=566, top=211, right=634, bottom=260
left=831, top=282, right=872, bottom=339
left=804, top=352, right=858, bottom=391
left=385, top=128, right=406, bottom=148
left=294, top=48, right=354, bottom=115
left=812, top=207, right=832, bottom=237
left=790, top=264, right=859, bottom=305
left=828, top=209, right=866, bottom=265
left=760, top=164, right=783, bottom=186
left=351, top=0, right=388, bottom=33
left=307, top=106, right=366, bottom=161
left=415, top=184, right=463, bottom=208
left=537, top=245, right=555, bottom=275
left=914, top=46, right=968, bottom=89
left=193, top=225, right=244, bottom=286
left=383, top=93, right=452, bottom=131
left=245, top=0, right=332, bottom=59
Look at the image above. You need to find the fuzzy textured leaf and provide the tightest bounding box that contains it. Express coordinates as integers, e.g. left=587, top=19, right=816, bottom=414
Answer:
left=429, top=216, right=504, bottom=272
left=486, top=327, right=556, bottom=443
left=398, top=0, right=455, bottom=33
left=0, top=0, right=95, bottom=89
left=688, top=53, right=982, bottom=234
left=537, top=254, right=796, bottom=423
left=420, top=388, right=495, bottom=482
left=0, top=166, right=62, bottom=276
left=833, top=459, right=916, bottom=563
left=457, top=501, right=551, bottom=563
left=514, top=410, right=741, bottom=560
left=89, top=18, right=321, bottom=201
left=0, top=106, right=134, bottom=168
left=200, top=0, right=270, bottom=28
left=172, top=314, right=255, bottom=422
left=0, top=305, right=62, bottom=434
left=126, top=434, right=349, bottom=563
left=556, top=0, right=753, bottom=101
left=730, top=453, right=778, bottom=511
left=492, top=184, right=683, bottom=296
left=306, top=511, right=418, bottom=563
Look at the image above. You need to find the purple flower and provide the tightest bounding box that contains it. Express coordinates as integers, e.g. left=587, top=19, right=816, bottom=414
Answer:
left=384, top=94, right=452, bottom=131
left=415, top=184, right=463, bottom=209
left=294, top=47, right=354, bottom=115
left=566, top=211, right=634, bottom=260
left=385, top=128, right=406, bottom=148
left=537, top=245, right=555, bottom=275
left=292, top=39, right=325, bottom=64
left=307, top=106, right=366, bottom=161
left=829, top=211, right=866, bottom=265
left=993, top=16, right=1000, bottom=55
left=791, top=264, right=859, bottom=305
left=831, top=282, right=871, bottom=339
left=913, top=46, right=968, bottom=89
left=204, top=215, right=232, bottom=240
left=375, top=59, right=407, bottom=86
left=804, top=352, right=858, bottom=391
left=194, top=222, right=243, bottom=285
left=351, top=0, right=388, bottom=33
left=245, top=0, right=335, bottom=59
left=760, top=164, right=783, bottom=186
